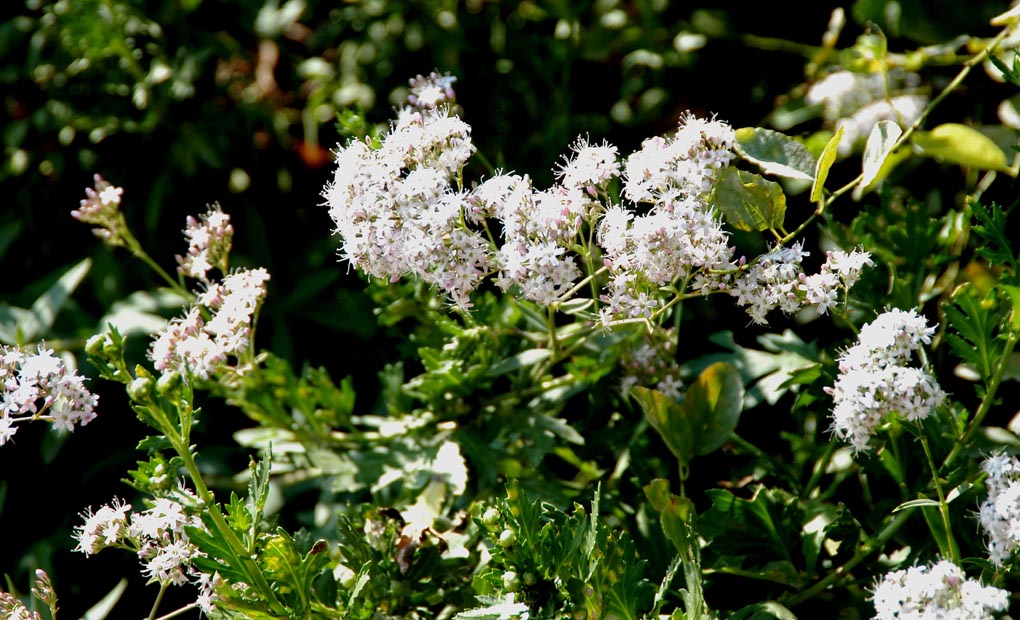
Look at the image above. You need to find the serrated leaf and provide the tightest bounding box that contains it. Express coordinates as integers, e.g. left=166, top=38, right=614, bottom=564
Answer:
left=971, top=202, right=1018, bottom=272
left=810, top=125, right=844, bottom=203
left=860, top=120, right=902, bottom=189
left=713, top=167, right=788, bottom=232
left=942, top=283, right=1003, bottom=382
left=913, top=123, right=1011, bottom=173
left=734, top=127, right=816, bottom=181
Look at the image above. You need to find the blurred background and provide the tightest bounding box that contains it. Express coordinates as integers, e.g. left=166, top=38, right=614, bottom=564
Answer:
left=1, top=0, right=1012, bottom=616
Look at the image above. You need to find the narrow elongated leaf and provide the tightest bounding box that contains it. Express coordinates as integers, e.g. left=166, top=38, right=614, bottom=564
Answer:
left=913, top=123, right=1011, bottom=172
left=810, top=125, right=844, bottom=202
left=734, top=127, right=816, bottom=181
left=21, top=258, right=92, bottom=342
left=892, top=498, right=941, bottom=512
left=861, top=120, right=902, bottom=188
left=486, top=348, right=551, bottom=376
left=713, top=167, right=787, bottom=232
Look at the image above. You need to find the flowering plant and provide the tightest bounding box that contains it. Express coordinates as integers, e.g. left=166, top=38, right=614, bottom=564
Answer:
left=5, top=4, right=1020, bottom=620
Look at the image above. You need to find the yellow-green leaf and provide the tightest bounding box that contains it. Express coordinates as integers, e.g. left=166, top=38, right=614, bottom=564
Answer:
left=861, top=120, right=902, bottom=189
left=712, top=167, right=787, bottom=232
left=912, top=123, right=1011, bottom=173
left=810, top=125, right=844, bottom=203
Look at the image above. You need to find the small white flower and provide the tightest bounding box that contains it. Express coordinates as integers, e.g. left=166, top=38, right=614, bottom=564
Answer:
left=871, top=559, right=1008, bottom=620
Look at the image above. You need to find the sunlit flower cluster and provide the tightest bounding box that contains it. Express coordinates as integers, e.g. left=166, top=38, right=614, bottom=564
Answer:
left=325, top=85, right=488, bottom=309
left=73, top=494, right=219, bottom=609
left=71, top=174, right=128, bottom=247
left=827, top=308, right=945, bottom=452
left=408, top=71, right=458, bottom=109
left=871, top=559, right=1008, bottom=620
left=149, top=267, right=270, bottom=379
left=806, top=69, right=926, bottom=156
left=177, top=204, right=234, bottom=281
left=0, top=344, right=99, bottom=446
left=979, top=453, right=1020, bottom=566
left=730, top=246, right=873, bottom=325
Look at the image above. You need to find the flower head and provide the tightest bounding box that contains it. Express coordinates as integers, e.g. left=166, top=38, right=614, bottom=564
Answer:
left=0, top=344, right=99, bottom=446
left=871, top=559, right=1008, bottom=619
left=827, top=309, right=944, bottom=453
left=177, top=204, right=234, bottom=282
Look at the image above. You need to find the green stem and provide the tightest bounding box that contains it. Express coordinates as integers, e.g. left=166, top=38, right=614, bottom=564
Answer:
left=803, top=439, right=837, bottom=498
left=784, top=509, right=911, bottom=607
left=147, top=581, right=168, bottom=620
left=920, top=434, right=960, bottom=563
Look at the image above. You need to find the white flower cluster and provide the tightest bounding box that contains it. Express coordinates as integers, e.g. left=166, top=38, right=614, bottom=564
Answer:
left=71, top=174, right=127, bottom=246
left=325, top=75, right=488, bottom=309
left=150, top=268, right=271, bottom=379
left=0, top=345, right=99, bottom=446
left=730, top=245, right=873, bottom=325
left=806, top=69, right=926, bottom=156
left=871, top=559, right=1008, bottom=620
left=979, top=453, right=1020, bottom=567
left=73, top=495, right=219, bottom=611
left=827, top=309, right=945, bottom=453
left=177, top=204, right=234, bottom=282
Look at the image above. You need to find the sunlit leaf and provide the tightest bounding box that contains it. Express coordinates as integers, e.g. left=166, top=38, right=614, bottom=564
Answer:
left=685, top=361, right=744, bottom=455
left=713, top=167, right=787, bottom=232
left=860, top=120, right=902, bottom=189
left=913, top=123, right=1011, bottom=173
left=734, top=127, right=816, bottom=181
left=810, top=125, right=844, bottom=203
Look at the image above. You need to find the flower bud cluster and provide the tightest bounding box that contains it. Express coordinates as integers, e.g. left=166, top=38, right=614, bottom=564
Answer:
left=806, top=69, right=926, bottom=156
left=0, top=345, right=99, bottom=446
left=979, top=453, right=1020, bottom=567
left=619, top=328, right=682, bottom=398
left=149, top=268, right=270, bottom=379
left=870, top=559, right=1008, bottom=620
left=73, top=494, right=218, bottom=605
left=827, top=308, right=945, bottom=453
left=731, top=246, right=873, bottom=325
left=0, top=592, right=41, bottom=620
left=176, top=204, right=234, bottom=282
left=71, top=174, right=128, bottom=247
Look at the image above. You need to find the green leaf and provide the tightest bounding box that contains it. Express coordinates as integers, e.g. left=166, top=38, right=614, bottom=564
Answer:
left=17, top=258, right=92, bottom=342
left=942, top=283, right=1004, bottom=383
left=684, top=361, right=744, bottom=456
left=486, top=348, right=552, bottom=377
left=892, top=498, right=941, bottom=512
left=971, top=202, right=1018, bottom=274
left=643, top=479, right=697, bottom=555
left=860, top=120, right=902, bottom=189
left=632, top=386, right=693, bottom=468
left=730, top=600, right=798, bottom=620
left=913, top=123, right=1011, bottom=173
left=734, top=127, right=816, bottom=181
left=810, top=125, right=844, bottom=203
left=713, top=167, right=788, bottom=232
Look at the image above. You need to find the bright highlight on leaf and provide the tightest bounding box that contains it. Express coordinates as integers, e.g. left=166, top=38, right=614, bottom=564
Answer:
left=734, top=127, right=816, bottom=181
left=912, top=123, right=1012, bottom=173
left=860, top=120, right=902, bottom=189
left=810, top=125, right=844, bottom=203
